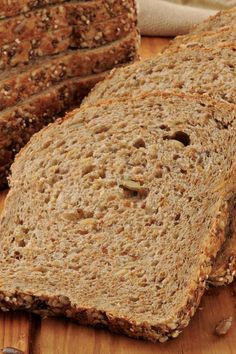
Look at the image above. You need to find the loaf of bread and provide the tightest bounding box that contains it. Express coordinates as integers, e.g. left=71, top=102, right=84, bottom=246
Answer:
left=0, top=1, right=139, bottom=188
left=0, top=92, right=236, bottom=342
left=0, top=15, right=136, bottom=71
left=0, top=0, right=136, bottom=45
left=0, top=33, right=138, bottom=110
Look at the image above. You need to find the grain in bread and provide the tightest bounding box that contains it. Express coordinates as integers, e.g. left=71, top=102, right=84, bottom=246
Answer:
left=0, top=72, right=105, bottom=189
left=0, top=0, right=136, bottom=45
left=0, top=14, right=136, bottom=71
left=83, top=45, right=236, bottom=106
left=0, top=92, right=236, bottom=341
left=0, top=31, right=139, bottom=110
left=192, top=7, right=236, bottom=34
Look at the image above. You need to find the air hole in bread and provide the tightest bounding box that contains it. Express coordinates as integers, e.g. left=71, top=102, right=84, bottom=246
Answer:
left=164, top=131, right=190, bottom=147
left=159, top=124, right=171, bottom=131
left=13, top=251, right=22, bottom=260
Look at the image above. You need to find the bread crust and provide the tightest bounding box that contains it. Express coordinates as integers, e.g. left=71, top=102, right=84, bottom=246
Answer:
left=0, top=0, right=136, bottom=45
left=0, top=31, right=139, bottom=111
left=0, top=0, right=88, bottom=18
left=0, top=14, right=136, bottom=72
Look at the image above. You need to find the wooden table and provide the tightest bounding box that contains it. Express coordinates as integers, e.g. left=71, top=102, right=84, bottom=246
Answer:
left=0, top=37, right=235, bottom=354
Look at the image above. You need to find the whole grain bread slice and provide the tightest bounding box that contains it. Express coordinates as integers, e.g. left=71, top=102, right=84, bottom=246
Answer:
left=83, top=45, right=236, bottom=106
left=191, top=7, right=236, bottom=34
left=0, top=0, right=136, bottom=45
left=0, top=14, right=136, bottom=71
left=0, top=31, right=139, bottom=110
left=0, top=72, right=105, bottom=189
left=0, top=92, right=236, bottom=342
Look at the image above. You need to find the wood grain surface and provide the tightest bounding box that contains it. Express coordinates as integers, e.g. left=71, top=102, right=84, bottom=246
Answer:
left=0, top=37, right=235, bottom=354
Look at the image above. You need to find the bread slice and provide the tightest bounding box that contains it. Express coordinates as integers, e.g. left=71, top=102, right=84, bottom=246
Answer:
left=83, top=45, right=236, bottom=106
left=0, top=92, right=236, bottom=342
left=0, top=31, right=139, bottom=110
left=192, top=7, right=236, bottom=34
left=0, top=72, right=105, bottom=189
left=0, top=14, right=136, bottom=71
left=169, top=26, right=236, bottom=51
left=0, top=0, right=136, bottom=45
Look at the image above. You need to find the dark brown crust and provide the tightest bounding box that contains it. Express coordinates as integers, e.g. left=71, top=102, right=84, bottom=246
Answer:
left=0, top=14, right=136, bottom=72
left=0, top=0, right=108, bottom=19
left=0, top=0, right=136, bottom=45
left=0, top=31, right=139, bottom=110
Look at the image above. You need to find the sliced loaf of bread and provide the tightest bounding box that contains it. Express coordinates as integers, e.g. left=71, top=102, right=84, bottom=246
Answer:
left=0, top=14, right=136, bottom=71
left=192, top=7, right=236, bottom=34
left=0, top=0, right=136, bottom=45
left=83, top=45, right=236, bottom=105
left=0, top=32, right=139, bottom=110
left=0, top=92, right=236, bottom=342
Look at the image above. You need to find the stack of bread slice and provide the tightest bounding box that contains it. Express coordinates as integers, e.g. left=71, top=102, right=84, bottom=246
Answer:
left=84, top=7, right=236, bottom=288
left=0, top=0, right=139, bottom=188
left=0, top=6, right=236, bottom=343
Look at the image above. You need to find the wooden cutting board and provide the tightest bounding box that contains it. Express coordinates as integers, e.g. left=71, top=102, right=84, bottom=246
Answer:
left=0, top=37, right=235, bottom=354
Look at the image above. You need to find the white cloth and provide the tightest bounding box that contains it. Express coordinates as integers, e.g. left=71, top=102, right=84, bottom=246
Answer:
left=138, top=0, right=236, bottom=36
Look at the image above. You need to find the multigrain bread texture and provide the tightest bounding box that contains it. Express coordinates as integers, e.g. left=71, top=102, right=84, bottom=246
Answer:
left=0, top=0, right=136, bottom=45
left=0, top=14, right=136, bottom=71
left=83, top=45, right=236, bottom=106
left=0, top=92, right=236, bottom=342
left=0, top=32, right=139, bottom=110
left=169, top=26, right=236, bottom=51
left=192, top=7, right=236, bottom=34
left=0, top=72, right=105, bottom=189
